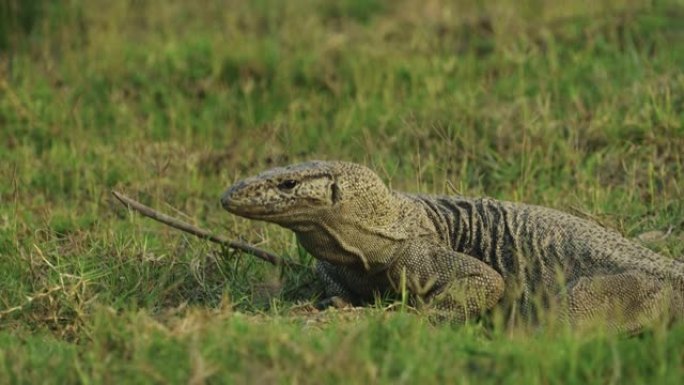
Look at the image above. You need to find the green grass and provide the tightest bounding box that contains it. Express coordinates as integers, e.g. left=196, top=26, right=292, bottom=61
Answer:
left=1, top=0, right=683, bottom=383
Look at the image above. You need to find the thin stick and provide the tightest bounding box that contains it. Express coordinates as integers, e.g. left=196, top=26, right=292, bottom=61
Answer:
left=112, top=191, right=302, bottom=268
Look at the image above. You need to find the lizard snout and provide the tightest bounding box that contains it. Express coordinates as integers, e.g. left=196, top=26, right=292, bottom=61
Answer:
left=220, top=190, right=234, bottom=211
left=220, top=181, right=246, bottom=212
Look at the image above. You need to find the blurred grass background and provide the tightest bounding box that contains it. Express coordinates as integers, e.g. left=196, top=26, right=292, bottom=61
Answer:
left=1, top=0, right=683, bottom=383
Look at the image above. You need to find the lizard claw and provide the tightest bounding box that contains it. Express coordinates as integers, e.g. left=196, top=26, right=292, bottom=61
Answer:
left=315, top=296, right=353, bottom=310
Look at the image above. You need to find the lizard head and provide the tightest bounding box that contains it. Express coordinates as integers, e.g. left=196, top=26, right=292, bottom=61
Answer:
left=220, top=160, right=392, bottom=227
left=222, top=161, right=410, bottom=268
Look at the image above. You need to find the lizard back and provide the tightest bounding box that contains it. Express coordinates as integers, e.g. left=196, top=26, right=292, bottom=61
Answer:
left=412, top=195, right=684, bottom=295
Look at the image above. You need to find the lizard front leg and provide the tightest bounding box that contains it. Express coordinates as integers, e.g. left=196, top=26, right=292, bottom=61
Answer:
left=314, top=260, right=360, bottom=309
left=315, top=259, right=400, bottom=309
left=389, top=242, right=505, bottom=323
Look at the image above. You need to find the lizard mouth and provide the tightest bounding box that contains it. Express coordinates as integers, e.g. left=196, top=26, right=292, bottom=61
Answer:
left=220, top=189, right=251, bottom=216
left=220, top=194, right=260, bottom=217
left=222, top=203, right=298, bottom=222
left=220, top=190, right=287, bottom=220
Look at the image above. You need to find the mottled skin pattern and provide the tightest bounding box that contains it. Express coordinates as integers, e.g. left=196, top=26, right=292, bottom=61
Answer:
left=221, top=161, right=684, bottom=332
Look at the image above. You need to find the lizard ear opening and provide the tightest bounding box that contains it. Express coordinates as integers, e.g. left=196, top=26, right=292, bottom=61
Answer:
left=331, top=182, right=342, bottom=204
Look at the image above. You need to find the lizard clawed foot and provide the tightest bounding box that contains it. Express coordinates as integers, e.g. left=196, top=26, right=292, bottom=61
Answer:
left=315, top=296, right=353, bottom=310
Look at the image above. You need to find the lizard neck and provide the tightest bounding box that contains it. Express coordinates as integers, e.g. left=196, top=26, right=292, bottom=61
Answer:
left=291, top=192, right=424, bottom=272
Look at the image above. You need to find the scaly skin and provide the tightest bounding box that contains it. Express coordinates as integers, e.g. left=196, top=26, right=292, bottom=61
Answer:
left=221, top=161, right=684, bottom=332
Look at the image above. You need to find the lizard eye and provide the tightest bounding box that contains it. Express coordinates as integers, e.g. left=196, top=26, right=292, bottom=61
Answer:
left=277, top=179, right=298, bottom=190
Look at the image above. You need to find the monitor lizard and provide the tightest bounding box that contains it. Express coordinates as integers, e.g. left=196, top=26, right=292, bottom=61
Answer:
left=220, top=160, right=683, bottom=332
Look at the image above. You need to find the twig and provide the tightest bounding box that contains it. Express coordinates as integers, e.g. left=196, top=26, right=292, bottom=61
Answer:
left=111, top=191, right=303, bottom=268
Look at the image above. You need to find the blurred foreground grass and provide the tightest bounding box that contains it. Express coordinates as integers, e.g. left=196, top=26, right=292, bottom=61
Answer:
left=1, top=0, right=683, bottom=383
